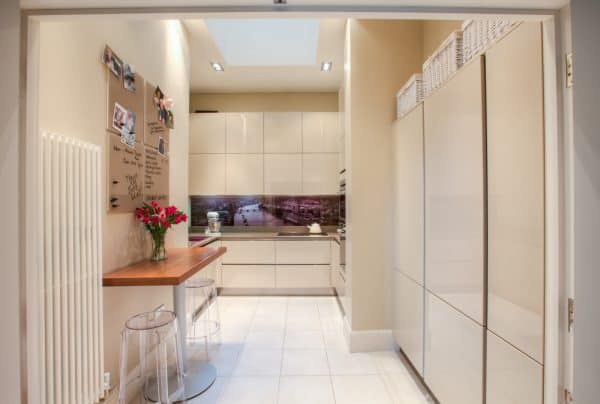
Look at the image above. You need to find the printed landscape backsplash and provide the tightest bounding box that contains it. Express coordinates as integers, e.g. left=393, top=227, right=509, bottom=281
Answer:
left=190, top=195, right=340, bottom=227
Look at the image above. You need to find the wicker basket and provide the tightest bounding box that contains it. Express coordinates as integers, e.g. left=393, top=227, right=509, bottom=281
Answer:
left=396, top=74, right=423, bottom=119
left=422, top=31, right=463, bottom=96
left=462, top=19, right=519, bottom=63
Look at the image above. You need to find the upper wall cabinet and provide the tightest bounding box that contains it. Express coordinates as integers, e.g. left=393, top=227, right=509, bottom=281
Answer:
left=264, top=154, right=302, bottom=195
left=302, top=153, right=339, bottom=195
left=190, top=113, right=226, bottom=153
left=264, top=112, right=302, bottom=153
left=226, top=154, right=264, bottom=195
left=424, top=57, right=486, bottom=324
left=302, top=112, right=339, bottom=153
left=226, top=112, right=264, bottom=154
left=486, top=22, right=545, bottom=363
left=392, top=105, right=424, bottom=285
left=189, top=154, right=226, bottom=195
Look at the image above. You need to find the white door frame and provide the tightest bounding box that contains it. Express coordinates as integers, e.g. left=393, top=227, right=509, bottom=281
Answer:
left=20, top=5, right=566, bottom=404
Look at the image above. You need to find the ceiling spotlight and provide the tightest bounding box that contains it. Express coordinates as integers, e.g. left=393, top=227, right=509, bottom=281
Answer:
left=273, top=0, right=287, bottom=4
left=321, top=61, right=333, bottom=72
left=210, top=62, right=224, bottom=72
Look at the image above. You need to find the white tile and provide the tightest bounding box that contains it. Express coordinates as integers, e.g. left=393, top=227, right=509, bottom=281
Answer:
left=285, top=330, right=325, bottom=350
left=233, top=349, right=282, bottom=376
left=208, top=346, right=243, bottom=377
left=189, top=154, right=226, bottom=195
left=277, top=376, right=335, bottom=404
left=331, top=375, right=394, bottom=404
left=281, top=349, right=330, bottom=376
left=323, top=332, right=347, bottom=351
left=188, top=377, right=229, bottom=404
left=245, top=330, right=285, bottom=350
left=379, top=371, right=432, bottom=404
left=226, top=112, right=263, bottom=154
left=326, top=349, right=378, bottom=375
left=250, top=314, right=287, bottom=333
left=218, top=376, right=279, bottom=404
left=226, top=154, right=263, bottom=194
left=370, top=351, right=411, bottom=375
left=264, top=154, right=302, bottom=195
left=286, top=313, right=322, bottom=331
left=264, top=112, right=302, bottom=153
left=302, top=153, right=339, bottom=195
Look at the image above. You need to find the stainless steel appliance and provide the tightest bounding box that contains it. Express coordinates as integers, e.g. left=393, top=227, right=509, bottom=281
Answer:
left=338, top=169, right=346, bottom=276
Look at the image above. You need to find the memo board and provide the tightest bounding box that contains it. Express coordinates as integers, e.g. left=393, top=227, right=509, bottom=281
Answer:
left=107, top=71, right=145, bottom=141
left=144, top=145, right=169, bottom=204
left=144, top=81, right=170, bottom=148
left=108, top=133, right=144, bottom=213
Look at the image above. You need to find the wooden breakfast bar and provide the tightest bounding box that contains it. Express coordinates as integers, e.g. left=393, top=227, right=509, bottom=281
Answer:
left=103, top=245, right=227, bottom=402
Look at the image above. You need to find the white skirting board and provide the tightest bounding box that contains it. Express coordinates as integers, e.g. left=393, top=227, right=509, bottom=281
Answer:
left=343, top=318, right=394, bottom=353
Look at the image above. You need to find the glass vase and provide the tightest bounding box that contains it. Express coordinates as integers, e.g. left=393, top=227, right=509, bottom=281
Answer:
left=151, top=232, right=167, bottom=261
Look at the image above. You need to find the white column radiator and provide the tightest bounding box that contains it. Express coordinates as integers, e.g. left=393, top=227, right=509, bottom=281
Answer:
left=41, top=132, right=104, bottom=404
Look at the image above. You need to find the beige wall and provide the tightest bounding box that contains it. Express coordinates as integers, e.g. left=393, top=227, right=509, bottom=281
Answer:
left=190, top=92, right=338, bottom=112
left=38, top=19, right=190, bottom=387
left=0, top=0, right=22, bottom=401
left=422, top=20, right=463, bottom=62
left=345, top=19, right=423, bottom=332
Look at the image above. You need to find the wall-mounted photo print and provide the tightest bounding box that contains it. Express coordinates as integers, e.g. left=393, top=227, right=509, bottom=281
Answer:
left=165, top=110, right=174, bottom=129
left=112, top=102, right=128, bottom=132
left=102, top=45, right=123, bottom=78
left=120, top=110, right=137, bottom=148
left=157, top=136, right=166, bottom=156
left=123, top=64, right=135, bottom=92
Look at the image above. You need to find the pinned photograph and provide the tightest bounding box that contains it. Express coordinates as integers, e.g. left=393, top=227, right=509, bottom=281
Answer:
left=102, top=45, right=123, bottom=78
left=120, top=110, right=137, bottom=148
left=165, top=110, right=175, bottom=129
left=112, top=102, right=128, bottom=132
left=157, top=136, right=166, bottom=156
left=152, top=86, right=164, bottom=110
left=123, top=64, right=135, bottom=92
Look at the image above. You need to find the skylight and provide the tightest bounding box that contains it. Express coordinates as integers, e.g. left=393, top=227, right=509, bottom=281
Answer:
left=205, top=19, right=320, bottom=66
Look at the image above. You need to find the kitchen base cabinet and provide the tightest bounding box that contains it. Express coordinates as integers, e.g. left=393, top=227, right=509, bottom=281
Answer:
left=220, top=240, right=276, bottom=264
left=425, top=291, right=483, bottom=404
left=221, top=265, right=275, bottom=288
left=276, top=266, right=331, bottom=288
left=486, top=331, right=543, bottom=404
left=392, top=270, right=424, bottom=376
left=275, top=240, right=331, bottom=264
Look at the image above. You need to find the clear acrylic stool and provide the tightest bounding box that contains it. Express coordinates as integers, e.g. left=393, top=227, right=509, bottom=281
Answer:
left=186, top=278, right=221, bottom=354
left=118, top=310, right=185, bottom=404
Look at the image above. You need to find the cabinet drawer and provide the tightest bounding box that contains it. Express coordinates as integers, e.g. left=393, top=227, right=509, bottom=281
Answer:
left=222, top=265, right=275, bottom=288
left=275, top=240, right=331, bottom=264
left=276, top=265, right=331, bottom=288
left=221, top=240, right=275, bottom=264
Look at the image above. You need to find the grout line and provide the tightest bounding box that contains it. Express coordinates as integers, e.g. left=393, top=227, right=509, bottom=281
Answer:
left=317, top=297, right=338, bottom=404
left=275, top=296, right=289, bottom=403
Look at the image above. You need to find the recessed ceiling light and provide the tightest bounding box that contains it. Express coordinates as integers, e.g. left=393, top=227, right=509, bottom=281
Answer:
left=274, top=0, right=287, bottom=3
left=210, top=61, right=224, bottom=72
left=321, top=61, right=333, bottom=72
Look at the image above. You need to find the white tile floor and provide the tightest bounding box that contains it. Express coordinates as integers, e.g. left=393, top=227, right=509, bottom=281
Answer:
left=187, top=296, right=433, bottom=404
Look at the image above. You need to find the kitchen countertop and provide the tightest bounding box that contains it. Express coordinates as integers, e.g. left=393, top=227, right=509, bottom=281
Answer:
left=189, top=231, right=341, bottom=247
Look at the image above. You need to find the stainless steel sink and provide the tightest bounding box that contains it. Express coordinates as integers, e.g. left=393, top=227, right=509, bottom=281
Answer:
left=277, top=232, right=328, bottom=237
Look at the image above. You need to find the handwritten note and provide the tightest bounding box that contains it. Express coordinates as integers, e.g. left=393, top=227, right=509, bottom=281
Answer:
left=108, top=133, right=144, bottom=213
left=144, top=146, right=169, bottom=203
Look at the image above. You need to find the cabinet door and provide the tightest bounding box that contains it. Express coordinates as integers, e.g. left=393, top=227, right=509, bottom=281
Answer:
left=226, top=112, right=263, bottom=153
left=302, top=153, right=338, bottom=195
left=392, top=270, right=424, bottom=376
left=486, top=22, right=545, bottom=363
left=486, top=331, right=543, bottom=404
left=189, top=113, right=226, bottom=153
left=189, top=154, right=226, bottom=195
left=302, top=112, right=339, bottom=153
left=264, top=112, right=302, bottom=153
left=222, top=265, right=275, bottom=288
left=264, top=154, right=302, bottom=195
left=275, top=240, right=331, bottom=264
left=424, top=57, right=486, bottom=324
left=226, top=154, right=264, bottom=195
left=425, top=291, right=483, bottom=404
left=221, top=240, right=275, bottom=264
left=276, top=265, right=331, bottom=288
left=392, top=105, right=424, bottom=285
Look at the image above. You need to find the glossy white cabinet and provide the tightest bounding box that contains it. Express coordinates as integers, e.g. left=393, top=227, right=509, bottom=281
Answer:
left=220, top=240, right=276, bottom=264
left=392, top=105, right=424, bottom=285
left=424, top=57, right=486, bottom=324
left=226, top=154, right=264, bottom=195
left=189, top=113, right=226, bottom=153
left=486, top=331, right=543, bottom=404
left=264, top=154, right=302, bottom=195
left=264, top=112, right=302, bottom=153
left=226, top=112, right=263, bottom=153
left=275, top=240, right=331, bottom=264
left=486, top=22, right=545, bottom=363
left=222, top=265, right=276, bottom=288
left=302, top=112, right=339, bottom=153
left=276, top=265, right=331, bottom=288
left=189, top=154, right=226, bottom=195
left=425, top=291, right=483, bottom=404
left=392, top=270, right=424, bottom=376
left=302, top=154, right=339, bottom=195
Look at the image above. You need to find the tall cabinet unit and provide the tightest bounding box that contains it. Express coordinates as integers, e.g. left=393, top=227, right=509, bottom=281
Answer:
left=423, top=56, right=486, bottom=404
left=391, top=104, right=425, bottom=376
left=485, top=22, right=545, bottom=404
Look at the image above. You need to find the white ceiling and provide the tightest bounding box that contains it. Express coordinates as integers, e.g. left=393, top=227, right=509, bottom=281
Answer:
left=21, top=0, right=568, bottom=10
left=184, top=18, right=346, bottom=93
